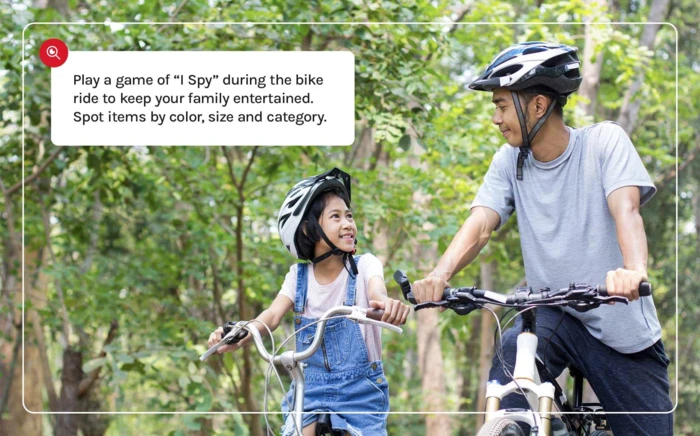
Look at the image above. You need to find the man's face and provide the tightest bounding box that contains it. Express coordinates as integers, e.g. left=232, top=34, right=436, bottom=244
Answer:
left=491, top=88, right=527, bottom=148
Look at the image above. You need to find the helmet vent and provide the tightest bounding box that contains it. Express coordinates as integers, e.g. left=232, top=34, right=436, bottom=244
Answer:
left=286, top=194, right=302, bottom=209
left=279, top=212, right=291, bottom=228
left=493, top=64, right=522, bottom=78
left=523, top=46, right=547, bottom=55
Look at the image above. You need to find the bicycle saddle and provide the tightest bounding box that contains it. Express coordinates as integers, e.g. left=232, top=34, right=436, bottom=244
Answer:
left=315, top=414, right=344, bottom=436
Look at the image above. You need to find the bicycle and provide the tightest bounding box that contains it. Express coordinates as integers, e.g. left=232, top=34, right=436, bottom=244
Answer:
left=200, top=305, right=403, bottom=436
left=392, top=270, right=652, bottom=436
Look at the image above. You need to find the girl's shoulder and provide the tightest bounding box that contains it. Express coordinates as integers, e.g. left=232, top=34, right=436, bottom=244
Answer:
left=356, top=252, right=382, bottom=266
left=355, top=252, right=384, bottom=280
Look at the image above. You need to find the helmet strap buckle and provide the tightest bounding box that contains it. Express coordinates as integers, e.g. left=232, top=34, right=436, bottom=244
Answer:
left=511, top=91, right=557, bottom=181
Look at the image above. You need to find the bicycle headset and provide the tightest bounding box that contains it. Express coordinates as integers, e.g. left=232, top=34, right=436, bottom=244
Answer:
left=469, top=42, right=583, bottom=180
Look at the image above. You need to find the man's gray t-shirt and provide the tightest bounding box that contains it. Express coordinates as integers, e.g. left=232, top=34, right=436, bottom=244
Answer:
left=472, top=121, right=661, bottom=353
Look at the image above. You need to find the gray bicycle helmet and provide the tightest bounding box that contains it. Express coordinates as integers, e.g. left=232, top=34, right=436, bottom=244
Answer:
left=469, top=42, right=582, bottom=180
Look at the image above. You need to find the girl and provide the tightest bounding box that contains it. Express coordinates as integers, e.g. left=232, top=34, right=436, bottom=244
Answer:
left=208, top=168, right=410, bottom=436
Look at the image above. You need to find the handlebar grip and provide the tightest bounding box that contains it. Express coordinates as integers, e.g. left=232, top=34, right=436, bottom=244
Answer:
left=598, top=281, right=652, bottom=297
left=366, top=309, right=384, bottom=321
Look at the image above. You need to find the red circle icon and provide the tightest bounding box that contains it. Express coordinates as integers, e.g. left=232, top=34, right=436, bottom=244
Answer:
left=39, top=39, right=69, bottom=68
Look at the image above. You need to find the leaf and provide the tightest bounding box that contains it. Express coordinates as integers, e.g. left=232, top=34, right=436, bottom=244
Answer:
left=398, top=134, right=411, bottom=151
left=82, top=357, right=107, bottom=373
left=195, top=392, right=212, bottom=412
left=182, top=415, right=201, bottom=431
left=178, top=376, right=190, bottom=390
left=120, top=360, right=146, bottom=375
left=115, top=353, right=135, bottom=364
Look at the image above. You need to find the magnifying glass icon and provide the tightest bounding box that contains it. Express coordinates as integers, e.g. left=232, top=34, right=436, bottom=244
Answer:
left=39, top=39, right=68, bottom=68
left=46, top=46, right=61, bottom=61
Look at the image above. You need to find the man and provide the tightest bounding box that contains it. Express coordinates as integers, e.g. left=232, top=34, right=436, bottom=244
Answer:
left=412, top=42, right=672, bottom=434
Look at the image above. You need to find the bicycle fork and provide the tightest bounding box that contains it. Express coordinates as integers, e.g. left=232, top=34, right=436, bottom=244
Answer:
left=484, top=311, right=556, bottom=435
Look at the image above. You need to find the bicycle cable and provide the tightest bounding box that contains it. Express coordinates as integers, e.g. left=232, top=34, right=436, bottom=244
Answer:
left=264, top=314, right=352, bottom=436
left=500, top=305, right=575, bottom=428
left=495, top=307, right=516, bottom=374
left=229, top=319, right=283, bottom=436
left=487, top=304, right=539, bottom=430
left=540, top=307, right=566, bottom=395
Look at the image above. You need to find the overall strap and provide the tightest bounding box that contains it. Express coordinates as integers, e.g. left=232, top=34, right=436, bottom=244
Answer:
left=344, top=255, right=362, bottom=306
left=294, top=263, right=309, bottom=314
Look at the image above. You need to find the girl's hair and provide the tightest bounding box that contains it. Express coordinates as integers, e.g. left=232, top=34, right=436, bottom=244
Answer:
left=294, top=187, right=351, bottom=261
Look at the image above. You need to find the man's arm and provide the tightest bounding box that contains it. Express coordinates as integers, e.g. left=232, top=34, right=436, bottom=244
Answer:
left=606, top=186, right=649, bottom=301
left=413, top=206, right=500, bottom=303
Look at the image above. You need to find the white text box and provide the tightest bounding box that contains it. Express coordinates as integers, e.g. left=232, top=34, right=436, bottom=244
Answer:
left=51, top=51, right=355, bottom=146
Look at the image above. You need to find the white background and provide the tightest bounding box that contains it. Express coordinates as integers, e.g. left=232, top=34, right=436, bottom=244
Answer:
left=51, top=51, right=355, bottom=146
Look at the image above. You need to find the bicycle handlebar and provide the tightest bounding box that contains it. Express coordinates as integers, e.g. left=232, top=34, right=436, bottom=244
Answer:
left=598, top=282, right=652, bottom=297
left=199, top=306, right=401, bottom=362
left=393, top=270, right=652, bottom=315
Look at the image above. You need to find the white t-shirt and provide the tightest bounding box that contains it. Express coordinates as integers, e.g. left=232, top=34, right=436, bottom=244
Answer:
left=278, top=254, right=384, bottom=362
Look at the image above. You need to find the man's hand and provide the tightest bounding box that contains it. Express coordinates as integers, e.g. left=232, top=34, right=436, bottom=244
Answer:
left=411, top=272, right=451, bottom=312
left=605, top=268, right=647, bottom=301
left=369, top=299, right=411, bottom=326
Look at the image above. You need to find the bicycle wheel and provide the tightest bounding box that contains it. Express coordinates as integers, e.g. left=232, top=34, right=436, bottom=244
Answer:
left=477, top=418, right=525, bottom=436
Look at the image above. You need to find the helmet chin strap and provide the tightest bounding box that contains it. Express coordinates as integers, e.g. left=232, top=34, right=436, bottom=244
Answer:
left=510, top=91, right=557, bottom=181
left=311, top=229, right=359, bottom=276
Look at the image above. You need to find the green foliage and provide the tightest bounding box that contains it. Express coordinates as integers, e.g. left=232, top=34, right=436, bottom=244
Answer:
left=1, top=0, right=695, bottom=434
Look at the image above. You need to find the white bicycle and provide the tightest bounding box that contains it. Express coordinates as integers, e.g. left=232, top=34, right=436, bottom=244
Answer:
left=393, top=270, right=651, bottom=436
left=200, top=305, right=403, bottom=435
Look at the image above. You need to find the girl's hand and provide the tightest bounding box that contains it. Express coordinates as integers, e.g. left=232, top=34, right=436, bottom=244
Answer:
left=207, top=326, right=243, bottom=354
left=369, top=299, right=411, bottom=326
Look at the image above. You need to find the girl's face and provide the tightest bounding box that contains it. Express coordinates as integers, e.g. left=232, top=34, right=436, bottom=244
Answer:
left=315, top=195, right=357, bottom=257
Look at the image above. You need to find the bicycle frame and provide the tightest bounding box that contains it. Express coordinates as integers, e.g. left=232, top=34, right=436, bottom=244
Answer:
left=200, top=305, right=402, bottom=435
left=392, top=270, right=648, bottom=436
left=482, top=309, right=608, bottom=436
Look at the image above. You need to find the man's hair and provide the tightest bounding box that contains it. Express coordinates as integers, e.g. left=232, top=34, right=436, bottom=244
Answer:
left=520, top=88, right=564, bottom=120
left=294, top=187, right=351, bottom=261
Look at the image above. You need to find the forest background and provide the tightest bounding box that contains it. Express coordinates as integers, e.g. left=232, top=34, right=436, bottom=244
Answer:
left=1, top=0, right=697, bottom=434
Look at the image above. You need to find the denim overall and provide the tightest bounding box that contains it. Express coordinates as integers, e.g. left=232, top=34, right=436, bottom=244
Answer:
left=281, top=257, right=389, bottom=436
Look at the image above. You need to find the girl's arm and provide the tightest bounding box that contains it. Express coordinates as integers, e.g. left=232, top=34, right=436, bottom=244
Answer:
left=367, top=276, right=411, bottom=326
left=208, top=294, right=294, bottom=354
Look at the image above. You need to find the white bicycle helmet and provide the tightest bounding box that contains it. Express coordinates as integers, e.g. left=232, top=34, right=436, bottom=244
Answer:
left=469, top=42, right=582, bottom=180
left=277, top=168, right=358, bottom=274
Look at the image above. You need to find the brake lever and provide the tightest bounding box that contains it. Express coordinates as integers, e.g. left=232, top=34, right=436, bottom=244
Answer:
left=414, top=301, right=451, bottom=311
left=598, top=296, right=629, bottom=305
left=200, top=323, right=248, bottom=362
left=568, top=301, right=601, bottom=312
left=567, top=296, right=628, bottom=312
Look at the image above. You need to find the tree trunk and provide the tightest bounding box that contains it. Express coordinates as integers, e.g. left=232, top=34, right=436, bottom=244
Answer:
left=578, top=0, right=607, bottom=117
left=416, top=309, right=452, bottom=434
left=616, top=0, right=672, bottom=134
left=475, top=261, right=497, bottom=431
left=78, top=387, right=111, bottom=436
left=0, top=249, right=44, bottom=436
left=695, top=188, right=700, bottom=249
left=222, top=147, right=262, bottom=436
left=459, top=313, right=481, bottom=413
left=411, top=175, right=451, bottom=435
left=55, top=348, right=83, bottom=436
